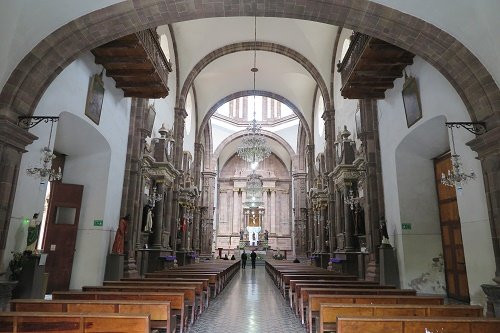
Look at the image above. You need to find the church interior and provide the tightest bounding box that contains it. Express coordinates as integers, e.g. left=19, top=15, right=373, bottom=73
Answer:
left=0, top=1, right=499, bottom=332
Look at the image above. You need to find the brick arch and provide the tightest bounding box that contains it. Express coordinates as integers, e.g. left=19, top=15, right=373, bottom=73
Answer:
left=196, top=90, right=313, bottom=145
left=0, top=0, right=498, bottom=127
left=178, top=42, right=331, bottom=113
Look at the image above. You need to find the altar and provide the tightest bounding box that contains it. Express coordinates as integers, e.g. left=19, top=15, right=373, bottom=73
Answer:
left=244, top=207, right=265, bottom=246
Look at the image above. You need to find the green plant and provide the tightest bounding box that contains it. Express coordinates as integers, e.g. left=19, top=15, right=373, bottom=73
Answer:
left=8, top=251, right=28, bottom=281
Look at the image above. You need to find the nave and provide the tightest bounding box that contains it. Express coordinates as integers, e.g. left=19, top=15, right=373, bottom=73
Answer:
left=190, top=265, right=303, bottom=333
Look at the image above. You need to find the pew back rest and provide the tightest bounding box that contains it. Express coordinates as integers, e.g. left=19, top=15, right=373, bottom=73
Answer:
left=82, top=286, right=196, bottom=303
left=10, top=299, right=170, bottom=321
left=310, top=295, right=444, bottom=312
left=336, top=317, right=500, bottom=333
left=0, top=312, right=150, bottom=333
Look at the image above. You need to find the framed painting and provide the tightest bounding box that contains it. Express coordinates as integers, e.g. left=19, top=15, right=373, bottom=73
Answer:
left=85, top=73, right=105, bottom=125
left=402, top=75, right=422, bottom=128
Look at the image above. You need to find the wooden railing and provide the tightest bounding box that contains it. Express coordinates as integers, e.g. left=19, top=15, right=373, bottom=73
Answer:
left=337, top=32, right=371, bottom=90
left=136, top=29, right=172, bottom=89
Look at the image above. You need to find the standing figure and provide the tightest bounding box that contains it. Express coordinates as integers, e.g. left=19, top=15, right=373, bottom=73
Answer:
left=264, top=230, right=269, bottom=241
left=112, top=214, right=129, bottom=254
left=26, top=213, right=41, bottom=253
left=239, top=229, right=244, bottom=240
left=250, top=250, right=257, bottom=269
left=241, top=250, right=248, bottom=269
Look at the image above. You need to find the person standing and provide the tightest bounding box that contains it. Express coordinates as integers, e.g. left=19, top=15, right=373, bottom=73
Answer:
left=241, top=250, right=248, bottom=269
left=250, top=250, right=257, bottom=269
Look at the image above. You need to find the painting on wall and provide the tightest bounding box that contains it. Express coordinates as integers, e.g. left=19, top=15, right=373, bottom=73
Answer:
left=402, top=75, right=422, bottom=128
left=84, top=73, right=105, bottom=125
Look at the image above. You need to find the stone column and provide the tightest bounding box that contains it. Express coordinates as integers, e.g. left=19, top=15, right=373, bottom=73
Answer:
left=232, top=190, right=239, bottom=235
left=173, top=107, right=187, bottom=171
left=271, top=190, right=276, bottom=234
left=170, top=185, right=179, bottom=252
left=468, top=126, right=500, bottom=315
left=152, top=182, right=164, bottom=248
left=193, top=205, right=201, bottom=252
left=306, top=145, right=315, bottom=188
left=164, top=186, right=173, bottom=250
left=308, top=206, right=314, bottom=255
left=344, top=187, right=354, bottom=251
left=335, top=189, right=343, bottom=251
left=319, top=204, right=326, bottom=252
left=0, top=115, right=37, bottom=269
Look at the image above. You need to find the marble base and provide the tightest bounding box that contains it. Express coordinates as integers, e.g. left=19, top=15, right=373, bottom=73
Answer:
left=482, top=284, right=500, bottom=317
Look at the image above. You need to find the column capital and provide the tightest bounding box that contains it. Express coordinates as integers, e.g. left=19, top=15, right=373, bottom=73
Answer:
left=175, top=107, right=188, bottom=118
left=467, top=126, right=500, bottom=158
left=0, top=117, right=38, bottom=152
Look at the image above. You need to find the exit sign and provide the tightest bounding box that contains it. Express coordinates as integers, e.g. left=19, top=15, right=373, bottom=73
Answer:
left=402, top=223, right=412, bottom=230
left=94, top=219, right=103, bottom=227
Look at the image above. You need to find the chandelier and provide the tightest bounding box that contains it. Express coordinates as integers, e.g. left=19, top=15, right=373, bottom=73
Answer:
left=246, top=172, right=263, bottom=197
left=26, top=119, right=62, bottom=183
left=441, top=123, right=475, bottom=189
left=236, top=12, right=271, bottom=166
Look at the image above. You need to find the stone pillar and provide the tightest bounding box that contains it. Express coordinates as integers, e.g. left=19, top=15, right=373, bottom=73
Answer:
left=271, top=190, right=276, bottom=234
left=200, top=171, right=216, bottom=256
left=306, top=145, right=315, bottom=188
left=0, top=115, right=37, bottom=269
left=152, top=182, right=164, bottom=248
left=319, top=205, right=326, bottom=252
left=308, top=207, right=314, bottom=255
left=119, top=98, right=150, bottom=277
left=232, top=190, right=239, bottom=235
left=344, top=187, right=354, bottom=251
left=468, top=126, right=500, bottom=313
left=164, top=186, right=173, bottom=250
left=173, top=108, right=187, bottom=170
left=170, top=186, right=179, bottom=252
left=335, top=189, right=343, bottom=251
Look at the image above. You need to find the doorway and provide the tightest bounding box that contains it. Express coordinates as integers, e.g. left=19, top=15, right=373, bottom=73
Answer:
left=433, top=153, right=470, bottom=302
left=42, top=182, right=84, bottom=293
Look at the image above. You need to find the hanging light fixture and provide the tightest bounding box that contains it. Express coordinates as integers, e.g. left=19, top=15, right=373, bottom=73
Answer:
left=236, top=10, right=271, bottom=166
left=441, top=124, right=475, bottom=190
left=26, top=119, right=62, bottom=183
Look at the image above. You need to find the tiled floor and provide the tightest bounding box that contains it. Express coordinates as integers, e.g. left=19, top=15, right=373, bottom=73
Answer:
left=189, top=266, right=305, bottom=333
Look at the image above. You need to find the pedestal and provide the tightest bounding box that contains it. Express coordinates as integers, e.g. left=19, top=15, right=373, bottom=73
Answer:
left=334, top=251, right=366, bottom=278
left=313, top=253, right=330, bottom=269
left=482, top=284, right=500, bottom=317
left=14, top=254, right=46, bottom=299
left=379, top=246, right=400, bottom=288
left=137, top=249, right=171, bottom=275
left=175, top=251, right=193, bottom=266
left=104, top=254, right=124, bottom=281
left=0, top=280, right=17, bottom=311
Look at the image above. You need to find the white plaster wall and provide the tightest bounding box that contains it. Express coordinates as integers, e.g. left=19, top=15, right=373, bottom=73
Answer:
left=273, top=123, right=299, bottom=153
left=378, top=56, right=494, bottom=306
left=3, top=52, right=131, bottom=289
left=333, top=30, right=361, bottom=147
left=314, top=92, right=325, bottom=155
left=150, top=26, right=177, bottom=140
left=1, top=0, right=498, bottom=99
left=183, top=88, right=196, bottom=155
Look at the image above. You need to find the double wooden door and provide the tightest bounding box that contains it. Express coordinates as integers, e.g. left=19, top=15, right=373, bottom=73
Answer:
left=434, top=153, right=470, bottom=302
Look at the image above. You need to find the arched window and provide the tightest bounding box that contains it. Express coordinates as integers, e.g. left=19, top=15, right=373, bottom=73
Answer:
left=317, top=94, right=325, bottom=137
left=185, top=91, right=193, bottom=135
left=160, top=34, right=171, bottom=61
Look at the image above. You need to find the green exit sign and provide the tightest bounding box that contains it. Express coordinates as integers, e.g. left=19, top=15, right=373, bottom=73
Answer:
left=94, top=219, right=103, bottom=227
left=402, top=223, right=412, bottom=230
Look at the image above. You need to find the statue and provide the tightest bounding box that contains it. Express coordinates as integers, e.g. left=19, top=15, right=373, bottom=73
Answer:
left=239, top=229, right=244, bottom=240
left=112, top=214, right=129, bottom=254
left=26, top=213, right=41, bottom=253
left=264, top=230, right=269, bottom=241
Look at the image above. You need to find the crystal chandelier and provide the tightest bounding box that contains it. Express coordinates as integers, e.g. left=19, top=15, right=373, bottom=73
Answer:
left=245, top=172, right=264, bottom=207
left=441, top=124, right=475, bottom=189
left=26, top=120, right=62, bottom=183
left=236, top=13, right=271, bottom=166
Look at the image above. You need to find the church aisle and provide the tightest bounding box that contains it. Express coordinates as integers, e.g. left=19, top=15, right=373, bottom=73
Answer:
left=189, top=266, right=304, bottom=333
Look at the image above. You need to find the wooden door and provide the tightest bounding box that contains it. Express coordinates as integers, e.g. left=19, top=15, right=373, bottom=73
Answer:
left=42, top=182, right=84, bottom=293
left=434, top=153, right=470, bottom=302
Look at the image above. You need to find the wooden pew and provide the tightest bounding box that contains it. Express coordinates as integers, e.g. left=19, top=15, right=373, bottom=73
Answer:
left=299, top=288, right=417, bottom=326
left=81, top=285, right=197, bottom=326
left=0, top=312, right=149, bottom=333
left=307, top=294, right=444, bottom=333
left=292, top=282, right=395, bottom=313
left=52, top=291, right=186, bottom=333
left=289, top=279, right=380, bottom=306
left=121, top=278, right=211, bottom=306
left=280, top=274, right=358, bottom=296
left=319, top=304, right=483, bottom=333
left=336, top=316, right=500, bottom=333
left=10, top=299, right=175, bottom=333
left=146, top=272, right=220, bottom=296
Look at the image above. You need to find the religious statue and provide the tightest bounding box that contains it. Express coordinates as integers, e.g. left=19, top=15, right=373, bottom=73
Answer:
left=379, top=217, right=392, bottom=248
left=112, top=214, right=129, bottom=254
left=26, top=213, right=41, bottom=253
left=144, top=206, right=153, bottom=233
left=264, top=230, right=269, bottom=241
left=239, top=229, right=244, bottom=240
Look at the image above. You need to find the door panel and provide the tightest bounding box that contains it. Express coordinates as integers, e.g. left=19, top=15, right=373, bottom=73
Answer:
left=42, top=182, right=84, bottom=293
left=434, top=153, right=470, bottom=302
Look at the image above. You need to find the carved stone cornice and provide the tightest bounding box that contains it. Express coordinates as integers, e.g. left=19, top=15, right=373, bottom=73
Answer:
left=142, top=154, right=179, bottom=184
left=0, top=118, right=38, bottom=152
left=330, top=163, right=363, bottom=190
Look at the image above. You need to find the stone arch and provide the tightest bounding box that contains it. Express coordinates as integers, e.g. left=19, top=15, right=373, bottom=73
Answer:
left=0, top=0, right=497, bottom=128
left=177, top=42, right=331, bottom=111
left=196, top=90, right=312, bottom=145
left=213, top=129, right=297, bottom=172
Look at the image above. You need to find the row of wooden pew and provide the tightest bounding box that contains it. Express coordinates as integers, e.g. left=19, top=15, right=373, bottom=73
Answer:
left=0, top=259, right=240, bottom=333
left=265, top=260, right=500, bottom=333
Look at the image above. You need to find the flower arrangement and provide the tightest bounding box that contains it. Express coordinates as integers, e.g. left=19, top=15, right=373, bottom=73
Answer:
left=329, top=257, right=342, bottom=264
left=163, top=255, right=177, bottom=262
